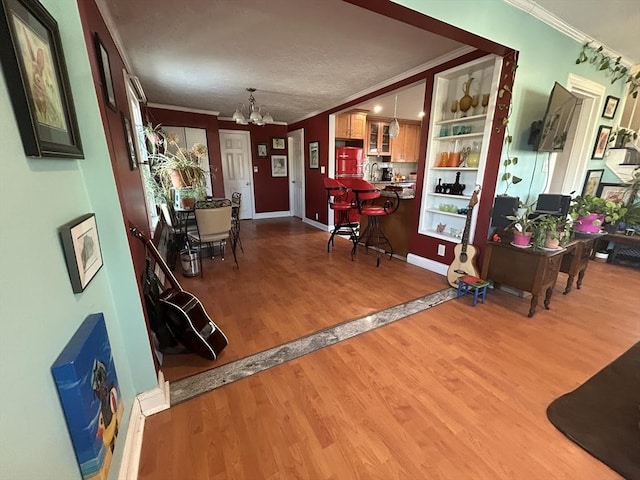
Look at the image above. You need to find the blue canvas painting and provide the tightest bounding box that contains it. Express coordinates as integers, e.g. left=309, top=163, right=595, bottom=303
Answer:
left=52, top=313, right=124, bottom=480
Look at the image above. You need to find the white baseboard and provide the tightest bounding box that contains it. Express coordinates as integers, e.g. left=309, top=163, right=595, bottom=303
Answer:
left=138, top=370, right=170, bottom=416
left=118, top=397, right=145, bottom=480
left=253, top=210, right=291, bottom=219
left=407, top=253, right=448, bottom=276
left=303, top=217, right=329, bottom=231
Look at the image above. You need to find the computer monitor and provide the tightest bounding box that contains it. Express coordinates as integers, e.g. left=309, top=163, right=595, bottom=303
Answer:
left=535, top=194, right=571, bottom=216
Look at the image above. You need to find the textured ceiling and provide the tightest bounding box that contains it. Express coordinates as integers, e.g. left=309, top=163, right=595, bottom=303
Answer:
left=103, top=0, right=464, bottom=123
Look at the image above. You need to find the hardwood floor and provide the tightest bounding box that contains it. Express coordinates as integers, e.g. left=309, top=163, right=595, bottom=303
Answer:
left=141, top=218, right=640, bottom=479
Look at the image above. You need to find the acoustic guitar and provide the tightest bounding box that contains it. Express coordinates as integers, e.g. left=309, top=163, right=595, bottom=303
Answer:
left=130, top=225, right=228, bottom=361
left=447, top=187, right=481, bottom=288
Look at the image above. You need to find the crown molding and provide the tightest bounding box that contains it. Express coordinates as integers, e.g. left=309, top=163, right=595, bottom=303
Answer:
left=504, top=0, right=633, bottom=67
left=290, top=45, right=476, bottom=124
left=147, top=103, right=220, bottom=116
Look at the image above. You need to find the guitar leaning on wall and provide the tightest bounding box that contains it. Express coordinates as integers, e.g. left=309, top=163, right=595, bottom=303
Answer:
left=130, top=225, right=228, bottom=361
left=447, top=187, right=481, bottom=288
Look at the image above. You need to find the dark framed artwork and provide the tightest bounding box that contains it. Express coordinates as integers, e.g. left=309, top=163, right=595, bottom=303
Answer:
left=309, top=141, right=319, bottom=169
left=0, top=0, right=83, bottom=158
left=601, top=95, right=619, bottom=119
left=271, top=154, right=287, bottom=177
left=121, top=113, right=138, bottom=170
left=596, top=182, right=627, bottom=203
left=272, top=137, right=285, bottom=150
left=581, top=169, right=604, bottom=196
left=257, top=142, right=268, bottom=158
left=59, top=213, right=103, bottom=293
left=94, top=33, right=116, bottom=111
left=591, top=125, right=611, bottom=159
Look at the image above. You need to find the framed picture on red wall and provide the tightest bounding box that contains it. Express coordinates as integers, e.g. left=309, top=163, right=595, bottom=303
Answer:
left=272, top=137, right=285, bottom=150
left=257, top=142, right=268, bottom=158
left=95, top=33, right=116, bottom=111
left=309, top=141, right=319, bottom=169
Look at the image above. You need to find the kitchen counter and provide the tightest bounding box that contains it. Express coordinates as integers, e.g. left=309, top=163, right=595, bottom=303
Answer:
left=358, top=194, right=414, bottom=257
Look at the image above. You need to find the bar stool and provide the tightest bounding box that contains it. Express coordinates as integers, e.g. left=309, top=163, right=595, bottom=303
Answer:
left=323, top=177, right=358, bottom=252
left=350, top=178, right=399, bottom=266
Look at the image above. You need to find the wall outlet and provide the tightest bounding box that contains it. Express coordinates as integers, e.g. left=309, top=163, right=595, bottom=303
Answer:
left=315, top=213, right=319, bottom=220
left=437, top=244, right=446, bottom=256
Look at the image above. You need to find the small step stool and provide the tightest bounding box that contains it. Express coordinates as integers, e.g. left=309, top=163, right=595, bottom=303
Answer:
left=456, top=275, right=489, bottom=306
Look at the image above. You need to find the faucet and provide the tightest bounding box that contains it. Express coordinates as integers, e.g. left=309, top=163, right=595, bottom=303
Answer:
left=371, top=162, right=378, bottom=182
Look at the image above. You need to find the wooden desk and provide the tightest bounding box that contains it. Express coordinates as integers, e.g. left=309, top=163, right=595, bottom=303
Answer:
left=481, top=241, right=565, bottom=317
left=559, top=234, right=600, bottom=294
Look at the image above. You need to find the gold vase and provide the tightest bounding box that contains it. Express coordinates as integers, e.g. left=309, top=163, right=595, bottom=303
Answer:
left=459, top=77, right=474, bottom=115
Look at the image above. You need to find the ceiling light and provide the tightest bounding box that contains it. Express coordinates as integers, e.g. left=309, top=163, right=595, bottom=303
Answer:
left=389, top=95, right=400, bottom=139
left=418, top=111, right=425, bottom=118
left=232, top=88, right=274, bottom=126
left=373, top=105, right=382, bottom=113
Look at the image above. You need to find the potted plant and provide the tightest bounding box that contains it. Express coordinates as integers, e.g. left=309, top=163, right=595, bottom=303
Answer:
left=175, top=187, right=197, bottom=210
left=149, top=133, right=209, bottom=203
left=534, top=214, right=571, bottom=249
left=608, top=127, right=638, bottom=149
left=569, top=194, right=627, bottom=233
left=506, top=204, right=540, bottom=246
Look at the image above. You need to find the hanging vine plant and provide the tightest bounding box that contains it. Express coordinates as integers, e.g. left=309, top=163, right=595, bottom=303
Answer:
left=576, top=43, right=640, bottom=98
left=495, top=52, right=522, bottom=194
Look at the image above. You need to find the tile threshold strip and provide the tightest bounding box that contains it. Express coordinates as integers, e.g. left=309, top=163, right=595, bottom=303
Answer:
left=170, top=287, right=457, bottom=405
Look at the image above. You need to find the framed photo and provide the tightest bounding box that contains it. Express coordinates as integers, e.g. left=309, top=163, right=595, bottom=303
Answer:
left=94, top=33, right=116, bottom=111
left=0, top=0, right=83, bottom=158
left=257, top=142, right=268, bottom=158
left=309, top=141, right=319, bottom=169
left=59, top=214, right=103, bottom=293
left=601, top=95, right=619, bottom=119
left=121, top=113, right=138, bottom=170
left=581, top=169, right=604, bottom=196
left=596, top=183, right=627, bottom=203
left=591, top=125, right=611, bottom=159
left=271, top=154, right=287, bottom=177
left=272, top=137, right=286, bottom=150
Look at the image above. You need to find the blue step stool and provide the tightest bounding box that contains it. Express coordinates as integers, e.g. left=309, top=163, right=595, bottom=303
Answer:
left=456, top=275, right=489, bottom=306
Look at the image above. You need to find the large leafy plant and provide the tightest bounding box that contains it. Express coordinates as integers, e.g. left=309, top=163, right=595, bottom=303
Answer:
left=569, top=195, right=627, bottom=224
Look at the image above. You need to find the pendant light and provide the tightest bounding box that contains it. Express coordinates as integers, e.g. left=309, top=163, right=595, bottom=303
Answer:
left=389, top=95, right=400, bottom=139
left=232, top=88, right=275, bottom=126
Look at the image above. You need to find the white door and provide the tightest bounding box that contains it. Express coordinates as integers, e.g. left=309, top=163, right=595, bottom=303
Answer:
left=288, top=129, right=305, bottom=218
left=219, top=130, right=254, bottom=219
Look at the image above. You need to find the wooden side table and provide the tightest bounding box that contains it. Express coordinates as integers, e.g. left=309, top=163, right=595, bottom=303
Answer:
left=481, top=241, right=565, bottom=317
left=559, top=234, right=600, bottom=294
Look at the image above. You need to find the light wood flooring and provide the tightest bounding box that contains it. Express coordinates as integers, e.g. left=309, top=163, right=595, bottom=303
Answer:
left=140, top=218, right=640, bottom=479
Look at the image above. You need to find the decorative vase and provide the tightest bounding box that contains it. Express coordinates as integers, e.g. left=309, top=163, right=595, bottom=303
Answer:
left=574, top=213, right=605, bottom=233
left=512, top=231, right=532, bottom=246
left=459, top=77, right=475, bottom=115
left=466, top=141, right=481, bottom=168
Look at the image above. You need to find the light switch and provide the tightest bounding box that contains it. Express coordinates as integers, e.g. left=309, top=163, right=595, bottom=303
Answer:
left=320, top=166, right=325, bottom=174
left=437, top=244, right=446, bottom=256
left=253, top=165, right=258, bottom=173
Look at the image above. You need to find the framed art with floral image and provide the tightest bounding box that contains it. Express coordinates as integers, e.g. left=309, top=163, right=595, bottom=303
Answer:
left=0, top=0, right=83, bottom=158
left=591, top=125, right=611, bottom=159
left=581, top=169, right=604, bottom=196
left=257, top=142, right=268, bottom=158
left=121, top=113, right=138, bottom=170
left=601, top=95, right=619, bottom=119
left=596, top=182, right=628, bottom=203
left=309, top=141, right=319, bottom=169
left=272, top=137, right=286, bottom=150
left=94, top=33, right=116, bottom=111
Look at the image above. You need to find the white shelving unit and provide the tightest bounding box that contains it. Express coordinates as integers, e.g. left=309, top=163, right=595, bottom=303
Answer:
left=418, top=55, right=502, bottom=244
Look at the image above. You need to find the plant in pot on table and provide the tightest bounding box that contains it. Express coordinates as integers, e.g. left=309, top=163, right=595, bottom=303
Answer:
left=505, top=204, right=540, bottom=247
left=533, top=214, right=572, bottom=249
left=569, top=195, right=627, bottom=234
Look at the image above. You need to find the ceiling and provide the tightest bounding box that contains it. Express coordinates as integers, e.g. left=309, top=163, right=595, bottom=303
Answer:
left=102, top=0, right=639, bottom=125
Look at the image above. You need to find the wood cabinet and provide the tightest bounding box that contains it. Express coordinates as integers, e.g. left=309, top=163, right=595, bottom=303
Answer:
left=418, top=55, right=501, bottom=245
left=366, top=120, right=391, bottom=156
left=391, top=121, right=422, bottom=162
left=336, top=111, right=367, bottom=139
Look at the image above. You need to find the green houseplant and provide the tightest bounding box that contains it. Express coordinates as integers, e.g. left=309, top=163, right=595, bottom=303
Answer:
left=506, top=203, right=540, bottom=246
left=533, top=214, right=571, bottom=249
left=569, top=194, right=627, bottom=233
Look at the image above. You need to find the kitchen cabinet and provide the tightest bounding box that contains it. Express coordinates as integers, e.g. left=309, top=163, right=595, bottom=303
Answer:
left=336, top=111, right=367, bottom=140
left=366, top=120, right=391, bottom=156
left=418, top=55, right=502, bottom=244
left=391, top=121, right=422, bottom=162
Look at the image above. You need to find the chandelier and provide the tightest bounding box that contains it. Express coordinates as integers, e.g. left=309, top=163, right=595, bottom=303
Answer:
left=232, top=88, right=274, bottom=126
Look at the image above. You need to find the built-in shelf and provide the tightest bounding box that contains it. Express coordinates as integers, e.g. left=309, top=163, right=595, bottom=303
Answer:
left=435, top=114, right=487, bottom=125
left=430, top=193, right=471, bottom=200
left=426, top=208, right=466, bottom=218
left=434, top=132, right=484, bottom=141
left=430, top=167, right=478, bottom=171
left=425, top=229, right=463, bottom=243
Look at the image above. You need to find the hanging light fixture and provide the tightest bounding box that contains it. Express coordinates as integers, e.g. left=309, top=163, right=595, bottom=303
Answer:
left=389, top=95, right=400, bottom=139
left=232, top=88, right=274, bottom=126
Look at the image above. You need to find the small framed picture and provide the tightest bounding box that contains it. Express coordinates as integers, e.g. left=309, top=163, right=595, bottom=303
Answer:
left=271, top=155, right=287, bottom=177
left=591, top=125, right=611, bottom=159
left=581, top=169, right=604, bottom=196
left=59, top=214, right=103, bottom=293
left=257, top=142, right=268, bottom=158
left=121, top=113, right=138, bottom=170
left=309, top=141, right=319, bottom=169
left=601, top=95, right=619, bottom=119
left=272, top=137, right=286, bottom=150
left=95, top=33, right=116, bottom=111
left=596, top=182, right=627, bottom=203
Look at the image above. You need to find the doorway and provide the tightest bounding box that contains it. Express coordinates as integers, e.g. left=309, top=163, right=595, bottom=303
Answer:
left=288, top=129, right=305, bottom=219
left=219, top=130, right=255, bottom=219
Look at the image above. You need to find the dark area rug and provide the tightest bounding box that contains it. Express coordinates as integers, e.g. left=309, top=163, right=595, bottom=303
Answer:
left=546, top=342, right=640, bottom=480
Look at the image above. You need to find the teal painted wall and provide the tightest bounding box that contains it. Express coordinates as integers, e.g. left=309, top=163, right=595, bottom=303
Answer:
left=396, top=0, right=628, bottom=203
left=0, top=1, right=156, bottom=478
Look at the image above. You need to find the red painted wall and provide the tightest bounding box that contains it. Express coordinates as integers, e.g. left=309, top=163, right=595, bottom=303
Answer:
left=145, top=107, right=224, bottom=197
left=218, top=121, right=290, bottom=213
